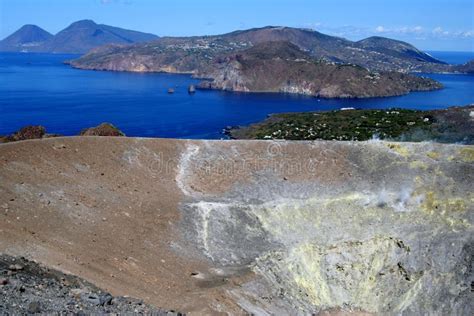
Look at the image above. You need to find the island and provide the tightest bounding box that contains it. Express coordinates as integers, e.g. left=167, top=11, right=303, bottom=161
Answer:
left=67, top=26, right=450, bottom=98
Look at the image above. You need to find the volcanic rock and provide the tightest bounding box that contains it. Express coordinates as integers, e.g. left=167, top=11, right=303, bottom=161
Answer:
left=5, top=126, right=46, bottom=142
left=79, top=123, right=125, bottom=137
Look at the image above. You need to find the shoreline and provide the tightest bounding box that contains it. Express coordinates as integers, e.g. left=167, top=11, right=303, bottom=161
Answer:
left=2, top=105, right=473, bottom=144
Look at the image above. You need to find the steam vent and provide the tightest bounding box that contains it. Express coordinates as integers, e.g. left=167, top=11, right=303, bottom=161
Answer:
left=0, top=137, right=473, bottom=314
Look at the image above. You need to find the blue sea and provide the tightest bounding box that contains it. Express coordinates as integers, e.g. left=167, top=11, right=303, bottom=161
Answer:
left=427, top=51, right=474, bottom=65
left=0, top=52, right=473, bottom=139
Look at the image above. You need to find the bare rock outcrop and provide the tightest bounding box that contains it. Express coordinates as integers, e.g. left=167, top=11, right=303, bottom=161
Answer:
left=79, top=123, right=125, bottom=137
left=0, top=125, right=47, bottom=143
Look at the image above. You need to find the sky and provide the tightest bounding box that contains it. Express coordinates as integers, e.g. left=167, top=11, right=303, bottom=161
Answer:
left=0, top=0, right=473, bottom=51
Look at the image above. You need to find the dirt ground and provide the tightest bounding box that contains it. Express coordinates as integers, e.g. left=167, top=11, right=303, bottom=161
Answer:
left=0, top=137, right=472, bottom=314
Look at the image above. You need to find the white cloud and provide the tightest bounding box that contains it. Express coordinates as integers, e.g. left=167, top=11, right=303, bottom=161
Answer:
left=430, top=27, right=474, bottom=38
left=301, top=22, right=474, bottom=44
left=373, top=25, right=424, bottom=35
left=432, top=27, right=451, bottom=37
left=395, top=26, right=424, bottom=34
left=372, top=25, right=472, bottom=40
left=375, top=26, right=385, bottom=33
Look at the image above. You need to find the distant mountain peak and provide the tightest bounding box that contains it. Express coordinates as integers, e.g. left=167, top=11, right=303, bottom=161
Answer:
left=21, top=24, right=44, bottom=29
left=360, top=35, right=390, bottom=41
left=5, top=24, right=52, bottom=39
left=1, top=20, right=158, bottom=54
left=0, top=24, right=52, bottom=51
left=69, top=19, right=98, bottom=27
left=264, top=26, right=286, bottom=30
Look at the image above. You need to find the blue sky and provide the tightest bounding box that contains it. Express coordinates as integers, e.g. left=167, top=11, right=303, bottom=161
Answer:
left=1, top=0, right=473, bottom=51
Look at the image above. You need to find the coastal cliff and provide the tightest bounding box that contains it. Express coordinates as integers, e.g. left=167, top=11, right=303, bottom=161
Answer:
left=197, top=41, right=442, bottom=98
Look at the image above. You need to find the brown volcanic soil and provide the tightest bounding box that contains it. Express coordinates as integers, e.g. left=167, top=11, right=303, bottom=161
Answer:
left=0, top=137, right=248, bottom=314
left=0, top=137, right=472, bottom=314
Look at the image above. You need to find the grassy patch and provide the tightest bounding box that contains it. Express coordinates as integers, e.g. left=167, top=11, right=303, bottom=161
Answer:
left=230, top=106, right=473, bottom=144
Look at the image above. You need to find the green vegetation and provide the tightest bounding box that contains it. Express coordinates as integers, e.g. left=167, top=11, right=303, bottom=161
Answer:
left=230, top=106, right=473, bottom=144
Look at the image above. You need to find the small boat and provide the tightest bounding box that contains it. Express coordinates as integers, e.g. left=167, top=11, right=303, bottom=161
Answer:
left=188, top=84, right=196, bottom=94
left=167, top=88, right=175, bottom=94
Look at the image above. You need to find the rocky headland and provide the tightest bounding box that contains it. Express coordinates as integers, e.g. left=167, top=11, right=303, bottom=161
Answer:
left=197, top=41, right=442, bottom=98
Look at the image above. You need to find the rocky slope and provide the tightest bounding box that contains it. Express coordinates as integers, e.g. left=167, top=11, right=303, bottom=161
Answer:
left=197, top=41, right=442, bottom=98
left=0, top=20, right=158, bottom=54
left=0, top=137, right=472, bottom=314
left=0, top=255, right=179, bottom=314
left=69, top=26, right=448, bottom=73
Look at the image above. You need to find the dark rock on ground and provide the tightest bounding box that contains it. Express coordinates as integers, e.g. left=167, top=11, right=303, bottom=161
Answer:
left=79, top=123, right=125, bottom=137
left=0, top=254, right=179, bottom=315
left=27, top=301, right=41, bottom=314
